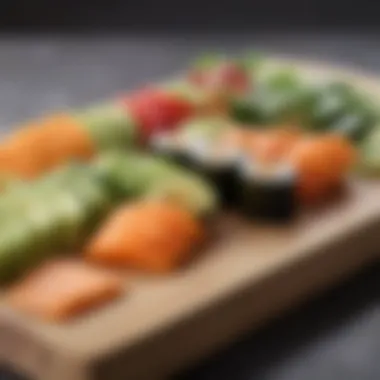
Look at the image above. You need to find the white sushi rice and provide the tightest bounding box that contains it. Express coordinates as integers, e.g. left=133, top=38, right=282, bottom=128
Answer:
left=239, top=155, right=296, bottom=184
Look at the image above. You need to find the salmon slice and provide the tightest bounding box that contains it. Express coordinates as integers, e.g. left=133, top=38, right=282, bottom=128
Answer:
left=250, top=128, right=302, bottom=163
left=288, top=134, right=356, bottom=203
left=38, top=114, right=96, bottom=166
left=0, top=123, right=48, bottom=178
left=222, top=127, right=301, bottom=162
left=288, top=134, right=356, bottom=181
left=86, top=202, right=204, bottom=272
left=7, top=259, right=124, bottom=322
left=0, top=114, right=95, bottom=180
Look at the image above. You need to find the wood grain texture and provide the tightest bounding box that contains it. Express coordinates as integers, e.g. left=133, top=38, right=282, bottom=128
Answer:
left=1, top=58, right=380, bottom=380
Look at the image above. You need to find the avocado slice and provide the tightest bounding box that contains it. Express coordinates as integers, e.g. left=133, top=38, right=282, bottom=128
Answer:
left=75, top=102, right=137, bottom=151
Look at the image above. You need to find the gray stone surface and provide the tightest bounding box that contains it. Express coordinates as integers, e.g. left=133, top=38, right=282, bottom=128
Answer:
left=0, top=33, right=379, bottom=380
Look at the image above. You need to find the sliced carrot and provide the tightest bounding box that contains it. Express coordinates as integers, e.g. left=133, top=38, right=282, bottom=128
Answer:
left=7, top=259, right=124, bottom=322
left=86, top=202, right=204, bottom=272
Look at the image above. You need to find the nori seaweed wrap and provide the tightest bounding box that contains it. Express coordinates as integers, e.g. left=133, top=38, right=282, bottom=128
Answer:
left=189, top=141, right=241, bottom=207
left=238, top=158, right=297, bottom=222
left=149, top=132, right=194, bottom=168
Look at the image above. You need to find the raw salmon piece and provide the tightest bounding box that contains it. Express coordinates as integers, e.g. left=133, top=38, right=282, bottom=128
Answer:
left=288, top=134, right=356, bottom=181
left=222, top=128, right=262, bottom=152
left=7, top=259, right=124, bottom=322
left=0, top=114, right=95, bottom=180
left=297, top=173, right=341, bottom=205
left=252, top=128, right=301, bottom=163
left=86, top=202, right=204, bottom=272
left=40, top=114, right=96, bottom=165
left=288, top=134, right=356, bottom=203
left=0, top=123, right=49, bottom=178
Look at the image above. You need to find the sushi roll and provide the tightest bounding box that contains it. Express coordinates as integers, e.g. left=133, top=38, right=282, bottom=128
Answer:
left=149, top=131, right=194, bottom=169
left=189, top=139, right=241, bottom=207
left=238, top=158, right=297, bottom=222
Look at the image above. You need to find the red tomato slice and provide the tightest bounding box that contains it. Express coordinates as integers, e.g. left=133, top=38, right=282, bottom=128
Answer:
left=122, top=88, right=194, bottom=143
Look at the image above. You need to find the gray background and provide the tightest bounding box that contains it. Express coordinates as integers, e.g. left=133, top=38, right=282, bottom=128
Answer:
left=0, top=33, right=379, bottom=380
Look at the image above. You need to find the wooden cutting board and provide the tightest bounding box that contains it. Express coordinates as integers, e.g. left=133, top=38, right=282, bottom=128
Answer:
left=1, top=57, right=380, bottom=380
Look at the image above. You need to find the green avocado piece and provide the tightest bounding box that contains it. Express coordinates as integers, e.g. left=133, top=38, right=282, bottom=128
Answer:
left=95, top=151, right=219, bottom=216
left=95, top=151, right=178, bottom=199
left=0, top=221, right=39, bottom=283
left=357, top=126, right=380, bottom=176
left=144, top=173, right=219, bottom=218
left=68, top=177, right=113, bottom=237
left=75, top=102, right=137, bottom=151
left=34, top=190, right=87, bottom=250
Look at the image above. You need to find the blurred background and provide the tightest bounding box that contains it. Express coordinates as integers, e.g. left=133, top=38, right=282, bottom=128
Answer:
left=1, top=0, right=380, bottom=31
left=0, top=1, right=380, bottom=379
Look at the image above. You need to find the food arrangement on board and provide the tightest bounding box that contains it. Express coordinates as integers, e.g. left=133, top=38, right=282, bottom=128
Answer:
left=0, top=53, right=378, bottom=322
